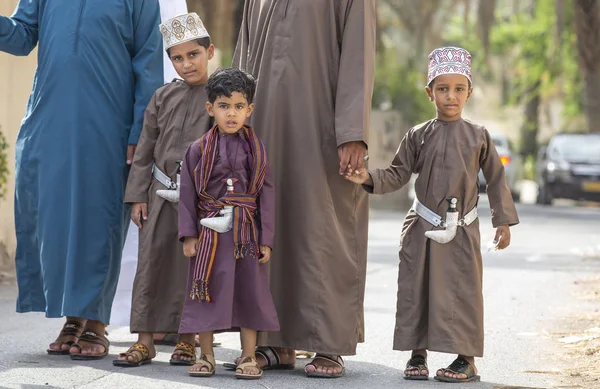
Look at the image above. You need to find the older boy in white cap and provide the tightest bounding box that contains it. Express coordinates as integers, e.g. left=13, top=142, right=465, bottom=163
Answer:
left=345, top=47, right=519, bottom=383
left=113, top=12, right=215, bottom=368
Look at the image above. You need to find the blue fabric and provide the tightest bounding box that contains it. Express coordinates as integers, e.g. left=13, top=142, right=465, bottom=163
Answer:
left=1, top=0, right=164, bottom=324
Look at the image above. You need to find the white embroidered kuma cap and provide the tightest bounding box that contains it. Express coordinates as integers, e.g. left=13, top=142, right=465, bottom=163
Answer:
left=160, top=13, right=210, bottom=50
left=427, top=47, right=472, bottom=86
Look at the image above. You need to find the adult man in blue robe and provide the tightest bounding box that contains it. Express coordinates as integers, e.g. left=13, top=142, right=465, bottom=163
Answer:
left=0, top=0, right=164, bottom=358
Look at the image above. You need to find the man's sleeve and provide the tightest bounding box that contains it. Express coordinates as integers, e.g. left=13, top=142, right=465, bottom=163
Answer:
left=0, top=0, right=40, bottom=56
left=335, top=0, right=377, bottom=147
left=129, top=0, right=164, bottom=145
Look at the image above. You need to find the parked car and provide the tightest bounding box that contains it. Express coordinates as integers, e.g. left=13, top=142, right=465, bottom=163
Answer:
left=478, top=133, right=523, bottom=201
left=536, top=133, right=600, bottom=205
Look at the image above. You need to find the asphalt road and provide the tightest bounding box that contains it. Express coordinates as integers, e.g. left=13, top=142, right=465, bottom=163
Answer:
left=0, top=195, right=599, bottom=389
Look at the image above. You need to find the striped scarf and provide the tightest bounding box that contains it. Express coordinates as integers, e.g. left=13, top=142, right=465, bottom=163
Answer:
left=191, top=125, right=268, bottom=302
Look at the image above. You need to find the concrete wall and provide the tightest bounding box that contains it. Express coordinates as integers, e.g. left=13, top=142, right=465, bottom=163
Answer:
left=0, top=1, right=38, bottom=272
left=368, top=110, right=413, bottom=211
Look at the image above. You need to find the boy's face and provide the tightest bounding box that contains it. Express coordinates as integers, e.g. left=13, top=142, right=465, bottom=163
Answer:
left=206, top=92, right=254, bottom=134
left=425, top=74, right=472, bottom=121
left=169, top=41, right=214, bottom=86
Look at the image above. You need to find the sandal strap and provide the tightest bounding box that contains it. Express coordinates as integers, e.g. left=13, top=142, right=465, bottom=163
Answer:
left=77, top=331, right=109, bottom=349
left=406, top=355, right=428, bottom=370
left=236, top=357, right=261, bottom=372
left=441, top=357, right=475, bottom=377
left=118, top=343, right=150, bottom=362
left=255, top=346, right=279, bottom=367
left=313, top=354, right=344, bottom=369
left=58, top=321, right=85, bottom=337
left=173, top=342, right=196, bottom=360
left=198, top=354, right=215, bottom=369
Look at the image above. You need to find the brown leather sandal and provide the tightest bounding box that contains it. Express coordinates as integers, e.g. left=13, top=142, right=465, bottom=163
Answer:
left=169, top=342, right=197, bottom=366
left=47, top=320, right=85, bottom=355
left=113, top=343, right=154, bottom=367
left=235, top=356, right=263, bottom=380
left=403, top=354, right=429, bottom=380
left=70, top=330, right=109, bottom=360
left=434, top=357, right=481, bottom=383
left=188, top=354, right=215, bottom=377
left=305, top=354, right=345, bottom=378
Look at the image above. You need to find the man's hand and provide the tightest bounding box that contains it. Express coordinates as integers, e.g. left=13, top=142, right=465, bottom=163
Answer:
left=259, top=245, right=272, bottom=264
left=183, top=237, right=199, bottom=257
left=127, top=145, right=137, bottom=165
left=337, top=141, right=367, bottom=176
left=493, top=225, right=511, bottom=250
left=131, top=202, right=147, bottom=229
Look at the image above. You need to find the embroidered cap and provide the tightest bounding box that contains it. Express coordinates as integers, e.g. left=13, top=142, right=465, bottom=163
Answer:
left=160, top=13, right=210, bottom=50
left=427, top=47, right=472, bottom=86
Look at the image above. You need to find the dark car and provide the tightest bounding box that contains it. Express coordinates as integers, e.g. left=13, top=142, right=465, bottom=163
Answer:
left=536, top=133, right=600, bottom=205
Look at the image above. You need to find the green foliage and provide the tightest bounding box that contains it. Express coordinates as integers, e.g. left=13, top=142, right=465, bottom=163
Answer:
left=372, top=50, right=434, bottom=125
left=0, top=129, right=8, bottom=200
left=446, top=0, right=583, bottom=127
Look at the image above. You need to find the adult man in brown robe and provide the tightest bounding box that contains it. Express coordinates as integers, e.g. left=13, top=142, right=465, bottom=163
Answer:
left=233, top=0, right=376, bottom=376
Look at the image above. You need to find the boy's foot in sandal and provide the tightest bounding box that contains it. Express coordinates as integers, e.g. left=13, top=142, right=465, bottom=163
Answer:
left=189, top=354, right=215, bottom=377
left=113, top=343, right=155, bottom=367
left=304, top=354, right=345, bottom=378
left=223, top=346, right=296, bottom=370
left=404, top=354, right=429, bottom=380
left=235, top=356, right=263, bottom=380
left=169, top=342, right=197, bottom=366
left=70, top=327, right=109, bottom=360
left=435, top=356, right=480, bottom=383
left=47, top=318, right=86, bottom=355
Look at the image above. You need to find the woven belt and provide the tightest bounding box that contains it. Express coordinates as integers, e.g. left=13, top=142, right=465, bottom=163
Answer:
left=412, top=199, right=478, bottom=227
left=152, top=164, right=177, bottom=189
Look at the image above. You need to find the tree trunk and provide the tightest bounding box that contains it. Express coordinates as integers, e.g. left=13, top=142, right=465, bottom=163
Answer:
left=574, top=0, right=600, bottom=132
left=519, top=82, right=541, bottom=158
left=187, top=0, right=238, bottom=65
left=477, top=0, right=496, bottom=57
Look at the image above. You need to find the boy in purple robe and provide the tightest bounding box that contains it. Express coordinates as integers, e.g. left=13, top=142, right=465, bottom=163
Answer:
left=178, top=67, right=279, bottom=380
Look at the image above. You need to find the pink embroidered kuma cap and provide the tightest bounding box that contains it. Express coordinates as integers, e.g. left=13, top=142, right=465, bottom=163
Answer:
left=427, top=47, right=472, bottom=86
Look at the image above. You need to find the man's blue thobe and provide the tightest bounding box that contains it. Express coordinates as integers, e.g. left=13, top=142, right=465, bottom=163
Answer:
left=0, top=0, right=164, bottom=324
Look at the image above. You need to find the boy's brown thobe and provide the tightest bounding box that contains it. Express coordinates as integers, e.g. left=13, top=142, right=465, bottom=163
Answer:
left=124, top=81, right=212, bottom=333
left=366, top=118, right=519, bottom=357
left=233, top=0, right=376, bottom=355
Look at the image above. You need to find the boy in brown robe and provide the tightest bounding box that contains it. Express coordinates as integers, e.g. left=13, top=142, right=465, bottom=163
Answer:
left=346, top=47, right=519, bottom=383
left=113, top=13, right=214, bottom=368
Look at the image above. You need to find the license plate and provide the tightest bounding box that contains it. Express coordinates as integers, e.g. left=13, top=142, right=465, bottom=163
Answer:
left=582, top=181, right=600, bottom=192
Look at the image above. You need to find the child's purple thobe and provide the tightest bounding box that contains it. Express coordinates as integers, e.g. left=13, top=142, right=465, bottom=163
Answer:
left=178, top=131, right=279, bottom=333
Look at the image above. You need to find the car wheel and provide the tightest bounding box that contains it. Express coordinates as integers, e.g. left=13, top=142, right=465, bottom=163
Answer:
left=511, top=190, right=520, bottom=203
left=536, top=184, right=553, bottom=205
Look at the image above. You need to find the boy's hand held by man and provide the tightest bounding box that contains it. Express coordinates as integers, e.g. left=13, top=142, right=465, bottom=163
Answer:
left=183, top=237, right=199, bottom=257
left=130, top=202, right=147, bottom=229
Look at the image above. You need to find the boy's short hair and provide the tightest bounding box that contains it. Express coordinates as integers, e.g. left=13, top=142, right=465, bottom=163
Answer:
left=206, top=68, right=257, bottom=104
left=428, top=77, right=472, bottom=90
left=166, top=37, right=212, bottom=56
